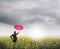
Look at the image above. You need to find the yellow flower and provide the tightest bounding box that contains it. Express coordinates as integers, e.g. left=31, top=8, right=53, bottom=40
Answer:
left=53, top=44, right=57, bottom=47
left=11, top=41, right=16, bottom=46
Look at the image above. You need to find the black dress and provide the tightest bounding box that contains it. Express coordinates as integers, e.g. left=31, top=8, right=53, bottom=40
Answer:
left=10, top=34, right=18, bottom=42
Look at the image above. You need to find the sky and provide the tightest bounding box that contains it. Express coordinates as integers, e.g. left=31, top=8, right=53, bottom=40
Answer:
left=0, top=0, right=60, bottom=38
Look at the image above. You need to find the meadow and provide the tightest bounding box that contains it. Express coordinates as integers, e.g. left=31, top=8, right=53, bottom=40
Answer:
left=0, top=36, right=60, bottom=49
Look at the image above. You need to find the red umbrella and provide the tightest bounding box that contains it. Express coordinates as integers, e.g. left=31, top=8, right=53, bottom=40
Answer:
left=14, top=24, right=24, bottom=30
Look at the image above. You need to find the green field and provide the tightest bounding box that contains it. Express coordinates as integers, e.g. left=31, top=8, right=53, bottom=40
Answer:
left=0, top=36, right=60, bottom=49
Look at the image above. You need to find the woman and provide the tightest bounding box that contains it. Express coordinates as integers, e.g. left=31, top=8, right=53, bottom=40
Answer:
left=10, top=31, right=19, bottom=42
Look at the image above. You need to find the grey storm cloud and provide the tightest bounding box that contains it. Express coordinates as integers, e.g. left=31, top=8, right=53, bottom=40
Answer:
left=0, top=0, right=60, bottom=26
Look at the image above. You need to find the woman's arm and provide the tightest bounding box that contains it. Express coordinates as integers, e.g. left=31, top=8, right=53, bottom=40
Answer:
left=16, top=32, right=19, bottom=35
left=10, top=35, right=13, bottom=39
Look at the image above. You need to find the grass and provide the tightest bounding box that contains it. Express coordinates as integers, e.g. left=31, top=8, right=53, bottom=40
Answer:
left=0, top=36, right=60, bottom=49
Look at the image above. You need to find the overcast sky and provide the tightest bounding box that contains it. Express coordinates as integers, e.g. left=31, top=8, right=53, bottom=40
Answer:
left=0, top=0, right=60, bottom=38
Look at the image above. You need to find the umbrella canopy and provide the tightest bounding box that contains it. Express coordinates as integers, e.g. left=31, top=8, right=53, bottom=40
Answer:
left=14, top=24, right=24, bottom=30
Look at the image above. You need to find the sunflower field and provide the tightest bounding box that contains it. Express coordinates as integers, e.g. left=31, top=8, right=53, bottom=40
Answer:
left=0, top=36, right=60, bottom=49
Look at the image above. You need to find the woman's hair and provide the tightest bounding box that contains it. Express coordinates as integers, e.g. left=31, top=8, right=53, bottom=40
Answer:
left=14, top=31, right=16, bottom=33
